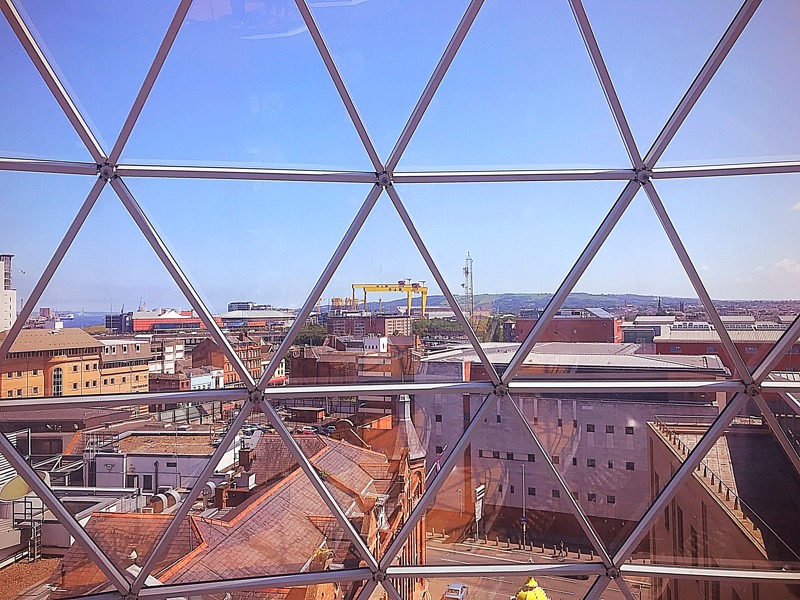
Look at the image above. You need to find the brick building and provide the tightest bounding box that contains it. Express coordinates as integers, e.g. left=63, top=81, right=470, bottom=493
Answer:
left=327, top=314, right=412, bottom=338
left=512, top=308, right=622, bottom=344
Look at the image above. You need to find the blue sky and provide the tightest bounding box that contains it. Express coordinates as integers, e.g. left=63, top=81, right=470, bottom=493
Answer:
left=1, top=0, right=799, bottom=312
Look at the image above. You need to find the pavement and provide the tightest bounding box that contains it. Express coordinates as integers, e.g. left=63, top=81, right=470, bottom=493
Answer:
left=424, top=536, right=648, bottom=599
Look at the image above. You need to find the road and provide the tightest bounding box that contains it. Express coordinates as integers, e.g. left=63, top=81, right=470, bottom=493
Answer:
left=424, top=538, right=639, bottom=600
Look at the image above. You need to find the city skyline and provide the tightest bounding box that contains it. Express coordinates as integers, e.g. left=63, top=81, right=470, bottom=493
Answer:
left=2, top=0, right=800, bottom=311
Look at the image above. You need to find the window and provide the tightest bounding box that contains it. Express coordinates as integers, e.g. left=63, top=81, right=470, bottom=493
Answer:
left=435, top=445, right=443, bottom=454
left=32, top=386, right=38, bottom=394
left=706, top=345, right=716, bottom=353
left=557, top=418, right=562, bottom=427
left=506, top=452, right=514, bottom=460
left=551, top=455, right=559, bottom=465
left=72, top=365, right=78, bottom=372
left=16, top=389, right=22, bottom=397
left=93, top=363, right=97, bottom=370
left=492, top=451, right=500, bottom=459
left=572, top=457, right=577, bottom=466
left=607, top=495, right=616, bottom=505
left=625, top=426, right=634, bottom=435
left=103, top=378, right=108, bottom=385
left=52, top=367, right=62, bottom=397
left=135, top=375, right=140, bottom=381
left=136, top=344, right=141, bottom=352
left=527, top=453, right=535, bottom=462
left=587, top=493, right=596, bottom=502
left=586, top=424, right=595, bottom=432
left=435, top=414, right=442, bottom=422
left=527, top=487, right=535, bottom=496
left=496, top=414, right=501, bottom=423
left=85, top=381, right=90, bottom=388
left=626, top=462, right=635, bottom=471
left=608, top=460, right=613, bottom=468
left=498, top=484, right=503, bottom=493
left=572, top=419, right=578, bottom=428
left=112, top=346, right=117, bottom=354
left=509, top=485, right=515, bottom=493
left=92, top=380, right=97, bottom=387
left=72, top=383, right=78, bottom=390
left=166, top=462, right=178, bottom=467
left=478, top=449, right=483, bottom=457
left=15, top=371, right=21, bottom=377
left=587, top=459, right=596, bottom=468
left=670, top=345, right=681, bottom=353
left=552, top=490, right=560, bottom=498
left=745, top=346, right=757, bottom=354
left=105, top=347, right=110, bottom=354
left=122, top=377, right=126, bottom=383
left=32, top=369, right=38, bottom=376
left=123, top=345, right=128, bottom=353
left=6, top=391, right=11, bottom=398
left=143, top=475, right=153, bottom=492
left=110, top=378, right=115, bottom=384
left=85, top=363, right=90, bottom=371
left=605, top=425, right=614, bottom=434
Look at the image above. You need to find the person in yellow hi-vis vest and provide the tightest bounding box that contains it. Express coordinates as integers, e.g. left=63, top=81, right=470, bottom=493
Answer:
left=514, top=577, right=551, bottom=600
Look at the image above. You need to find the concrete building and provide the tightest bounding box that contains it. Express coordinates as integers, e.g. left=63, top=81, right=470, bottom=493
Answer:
left=646, top=419, right=800, bottom=600
left=0, top=254, right=17, bottom=333
left=414, top=342, right=730, bottom=548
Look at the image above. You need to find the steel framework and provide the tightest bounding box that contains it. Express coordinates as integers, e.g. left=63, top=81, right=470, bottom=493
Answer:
left=1, top=0, right=799, bottom=598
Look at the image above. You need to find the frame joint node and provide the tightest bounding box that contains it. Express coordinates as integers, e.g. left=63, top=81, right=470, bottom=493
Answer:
left=606, top=566, right=620, bottom=579
left=248, top=389, right=264, bottom=405
left=98, top=163, right=118, bottom=181
left=376, top=171, right=393, bottom=188
left=634, top=168, right=651, bottom=185
left=744, top=382, right=761, bottom=398
left=493, top=383, right=509, bottom=397
left=372, top=570, right=387, bottom=583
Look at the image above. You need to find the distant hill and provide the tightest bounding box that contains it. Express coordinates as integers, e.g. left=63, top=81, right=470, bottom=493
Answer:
left=371, top=292, right=698, bottom=315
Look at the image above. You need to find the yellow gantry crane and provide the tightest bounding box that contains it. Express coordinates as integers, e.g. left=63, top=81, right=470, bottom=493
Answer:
left=352, top=280, right=428, bottom=317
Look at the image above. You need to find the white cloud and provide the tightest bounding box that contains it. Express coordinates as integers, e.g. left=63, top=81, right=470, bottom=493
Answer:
left=793, top=201, right=800, bottom=211
left=774, top=258, right=800, bottom=274
left=700, top=264, right=710, bottom=271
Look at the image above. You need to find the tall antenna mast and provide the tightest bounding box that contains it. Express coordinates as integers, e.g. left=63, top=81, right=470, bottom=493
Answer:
left=463, top=252, right=474, bottom=326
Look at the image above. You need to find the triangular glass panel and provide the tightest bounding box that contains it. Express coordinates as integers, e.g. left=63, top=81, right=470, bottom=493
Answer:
left=391, top=574, right=600, bottom=600
left=508, top=186, right=730, bottom=385
left=660, top=0, right=800, bottom=166
left=130, top=418, right=380, bottom=586
left=121, top=1, right=372, bottom=170
left=582, top=0, right=742, bottom=158
left=620, top=577, right=800, bottom=600
left=0, top=171, right=92, bottom=334
left=288, top=191, right=478, bottom=388
left=656, top=174, right=800, bottom=374
left=397, top=181, right=622, bottom=384
left=184, top=579, right=370, bottom=600
left=398, top=0, right=630, bottom=170
left=0, top=13, right=91, bottom=161
left=0, top=421, right=127, bottom=594
left=16, top=0, right=181, bottom=152
left=2, top=184, right=237, bottom=408
left=307, top=0, right=471, bottom=161
left=628, top=395, right=800, bottom=572
left=412, top=392, right=603, bottom=567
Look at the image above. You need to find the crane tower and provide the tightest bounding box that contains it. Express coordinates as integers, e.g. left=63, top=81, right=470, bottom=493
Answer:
left=462, top=252, right=474, bottom=324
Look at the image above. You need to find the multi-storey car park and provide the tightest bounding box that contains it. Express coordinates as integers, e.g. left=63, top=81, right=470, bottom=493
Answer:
left=1, top=1, right=800, bottom=599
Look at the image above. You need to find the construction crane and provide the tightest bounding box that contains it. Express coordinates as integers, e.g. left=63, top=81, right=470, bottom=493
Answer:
left=351, top=280, right=428, bottom=317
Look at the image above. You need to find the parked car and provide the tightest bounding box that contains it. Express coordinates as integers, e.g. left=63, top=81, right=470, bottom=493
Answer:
left=443, top=583, right=468, bottom=599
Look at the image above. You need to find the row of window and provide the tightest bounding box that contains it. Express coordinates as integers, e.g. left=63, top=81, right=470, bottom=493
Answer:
left=435, top=413, right=636, bottom=436
left=6, top=387, right=39, bottom=397
left=6, top=369, right=39, bottom=377
left=497, top=484, right=617, bottom=505
left=474, top=449, right=635, bottom=471
left=103, top=344, right=142, bottom=355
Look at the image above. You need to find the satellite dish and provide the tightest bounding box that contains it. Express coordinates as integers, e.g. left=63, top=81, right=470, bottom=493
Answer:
left=0, top=471, right=50, bottom=501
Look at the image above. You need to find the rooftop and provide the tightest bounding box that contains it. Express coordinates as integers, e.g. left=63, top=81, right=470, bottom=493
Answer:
left=1, top=328, right=102, bottom=354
